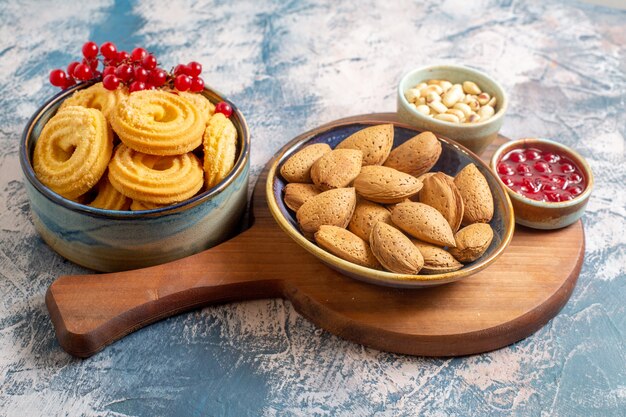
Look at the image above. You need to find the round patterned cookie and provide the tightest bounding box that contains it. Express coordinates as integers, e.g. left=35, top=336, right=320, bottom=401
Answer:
left=203, top=113, right=238, bottom=188
left=108, top=143, right=204, bottom=205
left=178, top=91, right=215, bottom=125
left=88, top=175, right=131, bottom=210
left=109, top=90, right=205, bottom=155
left=33, top=106, right=113, bottom=200
left=59, top=82, right=127, bottom=117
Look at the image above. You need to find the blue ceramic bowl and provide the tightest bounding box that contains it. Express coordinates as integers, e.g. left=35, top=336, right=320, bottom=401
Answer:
left=20, top=83, right=250, bottom=272
left=266, top=117, right=514, bottom=288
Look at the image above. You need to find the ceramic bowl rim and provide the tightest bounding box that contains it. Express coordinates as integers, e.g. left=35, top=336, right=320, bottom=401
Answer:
left=489, top=137, right=594, bottom=208
left=397, top=64, right=509, bottom=129
left=19, top=82, right=250, bottom=219
left=265, top=116, right=516, bottom=288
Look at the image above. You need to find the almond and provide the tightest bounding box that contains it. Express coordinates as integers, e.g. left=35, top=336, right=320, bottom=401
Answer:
left=297, top=187, right=356, bottom=239
left=284, top=183, right=321, bottom=212
left=310, top=149, right=363, bottom=191
left=336, top=124, right=394, bottom=166
left=315, top=225, right=382, bottom=269
left=280, top=143, right=331, bottom=183
left=417, top=171, right=453, bottom=183
left=369, top=222, right=424, bottom=274
left=453, top=163, right=494, bottom=225
left=384, top=131, right=442, bottom=177
left=353, top=165, right=422, bottom=204
left=418, top=172, right=464, bottom=232
left=449, top=223, right=494, bottom=263
left=412, top=240, right=463, bottom=274
left=391, top=202, right=456, bottom=247
left=348, top=199, right=392, bottom=241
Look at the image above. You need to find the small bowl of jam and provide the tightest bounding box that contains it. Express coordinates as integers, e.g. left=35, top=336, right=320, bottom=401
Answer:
left=490, top=138, right=593, bottom=229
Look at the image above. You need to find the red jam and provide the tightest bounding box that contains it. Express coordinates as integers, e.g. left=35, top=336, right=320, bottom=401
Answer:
left=497, top=146, right=586, bottom=202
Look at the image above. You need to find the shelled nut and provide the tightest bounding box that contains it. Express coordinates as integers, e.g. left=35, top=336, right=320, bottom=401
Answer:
left=405, top=78, right=497, bottom=123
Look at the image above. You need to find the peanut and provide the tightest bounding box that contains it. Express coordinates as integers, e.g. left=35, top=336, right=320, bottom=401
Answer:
left=421, top=85, right=443, bottom=97
left=477, top=105, right=494, bottom=121
left=453, top=103, right=472, bottom=117
left=428, top=100, right=448, bottom=114
left=446, top=108, right=466, bottom=122
left=462, top=81, right=481, bottom=95
left=416, top=104, right=430, bottom=116
left=405, top=78, right=497, bottom=124
left=434, top=113, right=460, bottom=123
left=477, top=93, right=491, bottom=106
left=442, top=85, right=464, bottom=108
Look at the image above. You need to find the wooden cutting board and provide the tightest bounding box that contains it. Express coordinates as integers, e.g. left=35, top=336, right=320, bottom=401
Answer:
left=46, top=114, right=584, bottom=358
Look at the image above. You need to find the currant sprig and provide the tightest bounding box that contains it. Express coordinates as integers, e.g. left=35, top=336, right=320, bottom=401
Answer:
left=49, top=41, right=206, bottom=94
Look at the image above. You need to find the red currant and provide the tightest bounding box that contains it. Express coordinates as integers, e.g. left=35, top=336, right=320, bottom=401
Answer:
left=190, top=77, right=204, bottom=92
left=543, top=152, right=560, bottom=163
left=186, top=61, right=202, bottom=77
left=83, top=57, right=99, bottom=71
left=560, top=163, right=575, bottom=173
left=525, top=149, right=541, bottom=161
left=100, top=42, right=117, bottom=60
left=102, top=74, right=120, bottom=90
left=130, top=47, right=147, bottom=62
left=502, top=177, right=514, bottom=187
left=117, top=50, right=130, bottom=63
left=129, top=81, right=146, bottom=93
left=133, top=66, right=149, bottom=82
left=82, top=41, right=98, bottom=59
left=215, top=101, right=233, bottom=117
left=509, top=151, right=526, bottom=163
left=174, top=64, right=188, bottom=75
left=545, top=191, right=562, bottom=203
left=174, top=74, right=191, bottom=91
left=103, top=65, right=116, bottom=78
left=568, top=173, right=582, bottom=184
left=67, top=61, right=80, bottom=77
left=63, top=78, right=76, bottom=89
left=148, top=69, right=167, bottom=87
left=115, top=64, right=133, bottom=82
left=142, top=54, right=157, bottom=70
left=534, top=161, right=551, bottom=173
left=549, top=175, right=567, bottom=189
left=497, top=162, right=513, bottom=176
left=522, top=177, right=541, bottom=193
left=568, top=185, right=583, bottom=196
left=73, top=63, right=93, bottom=81
left=516, top=163, right=531, bottom=175
left=49, top=69, right=68, bottom=87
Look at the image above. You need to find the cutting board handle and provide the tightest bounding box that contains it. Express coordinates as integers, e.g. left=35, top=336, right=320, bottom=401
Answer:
left=46, top=225, right=283, bottom=357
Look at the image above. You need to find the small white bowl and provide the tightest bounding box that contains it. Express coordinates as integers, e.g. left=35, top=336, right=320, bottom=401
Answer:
left=397, top=64, right=508, bottom=155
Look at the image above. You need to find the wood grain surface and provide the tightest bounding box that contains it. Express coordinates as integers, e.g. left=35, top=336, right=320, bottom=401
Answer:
left=46, top=114, right=584, bottom=358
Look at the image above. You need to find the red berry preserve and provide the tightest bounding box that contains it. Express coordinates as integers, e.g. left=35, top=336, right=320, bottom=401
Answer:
left=497, top=146, right=586, bottom=203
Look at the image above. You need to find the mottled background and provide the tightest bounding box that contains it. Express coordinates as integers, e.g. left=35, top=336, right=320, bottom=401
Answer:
left=0, top=0, right=624, bottom=416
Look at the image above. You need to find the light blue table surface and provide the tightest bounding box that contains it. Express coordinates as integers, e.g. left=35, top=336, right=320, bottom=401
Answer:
left=0, top=1, right=624, bottom=416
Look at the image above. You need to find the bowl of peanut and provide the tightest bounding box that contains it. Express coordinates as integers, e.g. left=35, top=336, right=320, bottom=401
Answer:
left=397, top=64, right=508, bottom=155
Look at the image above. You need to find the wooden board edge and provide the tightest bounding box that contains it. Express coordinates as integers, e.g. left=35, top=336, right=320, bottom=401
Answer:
left=283, top=223, right=584, bottom=356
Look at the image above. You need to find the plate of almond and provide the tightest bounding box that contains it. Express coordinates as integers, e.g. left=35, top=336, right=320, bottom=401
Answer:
left=267, top=120, right=515, bottom=288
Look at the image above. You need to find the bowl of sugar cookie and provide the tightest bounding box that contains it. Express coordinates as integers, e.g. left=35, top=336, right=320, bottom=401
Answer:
left=19, top=41, right=250, bottom=272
